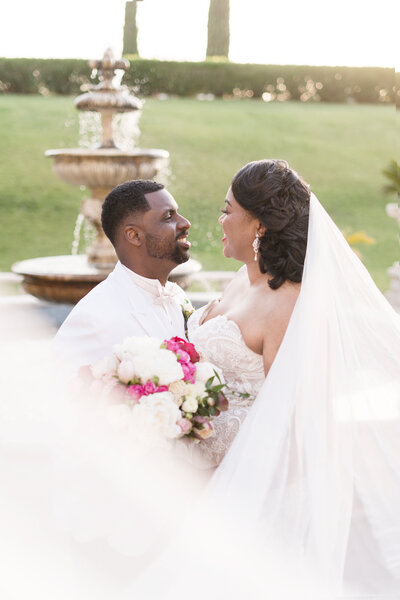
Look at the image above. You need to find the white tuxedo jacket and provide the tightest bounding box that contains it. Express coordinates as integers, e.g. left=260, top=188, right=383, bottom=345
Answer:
left=54, top=261, right=190, bottom=378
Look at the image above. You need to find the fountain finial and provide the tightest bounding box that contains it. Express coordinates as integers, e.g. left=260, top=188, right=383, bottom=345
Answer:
left=89, top=48, right=129, bottom=90
left=75, top=48, right=141, bottom=121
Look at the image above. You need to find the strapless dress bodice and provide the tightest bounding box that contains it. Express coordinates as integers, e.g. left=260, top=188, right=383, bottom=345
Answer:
left=184, top=302, right=265, bottom=467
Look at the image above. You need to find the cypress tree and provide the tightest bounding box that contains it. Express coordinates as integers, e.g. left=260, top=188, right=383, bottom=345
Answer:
left=206, top=0, right=230, bottom=59
left=123, top=1, right=140, bottom=56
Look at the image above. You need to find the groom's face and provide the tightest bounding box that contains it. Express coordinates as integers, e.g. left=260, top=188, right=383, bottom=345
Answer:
left=141, top=189, right=191, bottom=265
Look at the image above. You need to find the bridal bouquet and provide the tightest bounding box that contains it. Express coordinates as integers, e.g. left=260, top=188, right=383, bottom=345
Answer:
left=78, top=336, right=228, bottom=442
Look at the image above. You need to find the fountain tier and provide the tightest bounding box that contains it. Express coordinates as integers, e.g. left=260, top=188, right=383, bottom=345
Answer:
left=13, top=256, right=201, bottom=305
left=13, top=49, right=200, bottom=304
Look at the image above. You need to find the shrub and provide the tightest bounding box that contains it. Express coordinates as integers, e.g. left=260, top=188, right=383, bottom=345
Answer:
left=0, top=58, right=91, bottom=95
left=0, top=56, right=394, bottom=104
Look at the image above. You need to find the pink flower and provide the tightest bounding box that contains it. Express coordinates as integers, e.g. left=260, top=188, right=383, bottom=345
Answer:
left=192, top=416, right=214, bottom=440
left=164, top=339, right=181, bottom=354
left=143, top=381, right=157, bottom=395
left=216, top=392, right=229, bottom=412
left=127, top=384, right=144, bottom=400
left=110, top=383, right=129, bottom=403
left=177, top=349, right=190, bottom=364
left=181, top=361, right=196, bottom=384
left=156, top=385, right=168, bottom=393
left=177, top=417, right=192, bottom=434
left=127, top=382, right=169, bottom=401
left=168, top=337, right=200, bottom=363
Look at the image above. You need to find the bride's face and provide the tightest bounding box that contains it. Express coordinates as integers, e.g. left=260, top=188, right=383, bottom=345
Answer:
left=219, top=187, right=258, bottom=262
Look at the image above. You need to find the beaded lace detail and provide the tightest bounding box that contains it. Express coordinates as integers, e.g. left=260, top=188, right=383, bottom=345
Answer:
left=184, top=303, right=265, bottom=468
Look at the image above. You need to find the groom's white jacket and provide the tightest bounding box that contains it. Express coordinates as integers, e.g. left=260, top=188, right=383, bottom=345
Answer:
left=54, top=261, right=190, bottom=378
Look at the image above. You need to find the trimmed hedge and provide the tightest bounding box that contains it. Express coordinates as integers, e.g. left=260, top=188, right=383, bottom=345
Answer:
left=0, top=56, right=394, bottom=104
left=0, top=58, right=91, bottom=95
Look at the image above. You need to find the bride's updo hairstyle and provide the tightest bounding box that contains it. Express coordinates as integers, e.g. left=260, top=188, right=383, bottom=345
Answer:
left=231, top=159, right=311, bottom=290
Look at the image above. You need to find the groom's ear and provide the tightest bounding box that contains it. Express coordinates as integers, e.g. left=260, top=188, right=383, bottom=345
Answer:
left=123, top=225, right=142, bottom=247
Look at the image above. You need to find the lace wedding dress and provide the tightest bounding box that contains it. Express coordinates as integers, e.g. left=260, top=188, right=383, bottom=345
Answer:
left=187, top=301, right=265, bottom=467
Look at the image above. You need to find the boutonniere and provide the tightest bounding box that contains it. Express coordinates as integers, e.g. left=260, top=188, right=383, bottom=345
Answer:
left=181, top=299, right=195, bottom=338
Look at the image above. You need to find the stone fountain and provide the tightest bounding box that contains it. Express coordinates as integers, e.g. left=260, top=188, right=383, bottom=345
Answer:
left=12, top=49, right=200, bottom=304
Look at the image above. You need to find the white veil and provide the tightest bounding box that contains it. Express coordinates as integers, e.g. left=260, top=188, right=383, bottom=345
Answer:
left=123, top=193, right=400, bottom=599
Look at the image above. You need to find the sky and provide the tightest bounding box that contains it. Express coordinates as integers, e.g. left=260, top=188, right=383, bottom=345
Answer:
left=0, top=0, right=395, bottom=68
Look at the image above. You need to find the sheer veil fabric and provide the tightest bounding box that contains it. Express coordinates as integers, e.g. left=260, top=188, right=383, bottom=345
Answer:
left=123, top=193, right=400, bottom=599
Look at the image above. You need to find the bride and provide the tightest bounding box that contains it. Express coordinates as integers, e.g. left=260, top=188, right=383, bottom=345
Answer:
left=187, top=158, right=308, bottom=467
left=127, top=159, right=400, bottom=598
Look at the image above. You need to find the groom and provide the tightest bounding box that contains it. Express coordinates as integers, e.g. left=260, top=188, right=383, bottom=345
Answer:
left=54, top=179, right=192, bottom=377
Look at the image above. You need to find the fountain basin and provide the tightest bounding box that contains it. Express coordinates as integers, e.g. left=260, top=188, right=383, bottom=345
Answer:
left=46, top=148, right=169, bottom=188
left=12, top=255, right=202, bottom=305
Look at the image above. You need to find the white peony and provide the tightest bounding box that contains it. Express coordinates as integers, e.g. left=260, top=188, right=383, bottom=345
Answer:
left=181, top=396, right=198, bottom=413
left=117, top=359, right=136, bottom=384
left=134, top=349, right=183, bottom=385
left=132, top=392, right=181, bottom=439
left=91, top=354, right=119, bottom=380
left=113, top=336, right=162, bottom=362
left=194, top=361, right=225, bottom=385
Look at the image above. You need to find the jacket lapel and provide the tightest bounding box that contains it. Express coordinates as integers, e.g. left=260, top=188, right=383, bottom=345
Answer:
left=109, top=262, right=179, bottom=339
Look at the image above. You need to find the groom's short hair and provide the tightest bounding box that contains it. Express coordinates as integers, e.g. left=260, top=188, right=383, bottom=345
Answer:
left=101, top=179, right=164, bottom=245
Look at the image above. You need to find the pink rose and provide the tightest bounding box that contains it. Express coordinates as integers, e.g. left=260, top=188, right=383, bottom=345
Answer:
left=164, top=339, right=181, bottom=354
left=177, top=349, right=190, bottom=364
left=127, top=384, right=144, bottom=400
left=156, top=385, right=168, bottom=393
left=177, top=417, right=193, bottom=434
left=168, top=337, right=200, bottom=363
left=181, top=361, right=196, bottom=383
left=143, top=381, right=157, bottom=395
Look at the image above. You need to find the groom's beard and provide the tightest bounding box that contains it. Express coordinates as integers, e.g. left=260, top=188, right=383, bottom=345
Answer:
left=145, top=233, right=190, bottom=265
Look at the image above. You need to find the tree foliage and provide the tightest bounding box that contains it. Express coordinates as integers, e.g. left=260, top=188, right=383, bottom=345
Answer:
left=382, top=160, right=400, bottom=196
left=206, top=0, right=230, bottom=59
left=123, top=1, right=139, bottom=56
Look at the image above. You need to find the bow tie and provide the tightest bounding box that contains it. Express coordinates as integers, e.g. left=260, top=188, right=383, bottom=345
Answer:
left=153, top=287, right=179, bottom=306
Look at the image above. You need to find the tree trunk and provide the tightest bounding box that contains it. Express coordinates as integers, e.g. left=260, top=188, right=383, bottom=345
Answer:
left=206, top=0, right=230, bottom=59
left=123, top=1, right=139, bottom=56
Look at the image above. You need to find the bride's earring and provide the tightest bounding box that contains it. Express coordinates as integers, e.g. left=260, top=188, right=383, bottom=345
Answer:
left=252, top=233, right=260, bottom=261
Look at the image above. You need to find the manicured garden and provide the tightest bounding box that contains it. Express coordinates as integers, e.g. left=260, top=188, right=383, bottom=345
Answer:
left=0, top=94, right=396, bottom=290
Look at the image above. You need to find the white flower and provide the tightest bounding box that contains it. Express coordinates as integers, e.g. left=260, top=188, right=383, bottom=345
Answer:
left=180, top=381, right=205, bottom=413
left=134, top=349, right=183, bottom=385
left=117, top=359, right=135, bottom=384
left=132, top=392, right=182, bottom=439
left=106, top=403, right=132, bottom=432
left=169, top=380, right=189, bottom=406
left=195, top=361, right=224, bottom=385
left=190, top=381, right=206, bottom=398
left=91, top=355, right=119, bottom=379
left=113, top=336, right=162, bottom=361
left=181, top=396, right=198, bottom=413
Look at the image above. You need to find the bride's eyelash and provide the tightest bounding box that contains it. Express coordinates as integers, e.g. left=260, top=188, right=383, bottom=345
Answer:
left=220, top=209, right=228, bottom=214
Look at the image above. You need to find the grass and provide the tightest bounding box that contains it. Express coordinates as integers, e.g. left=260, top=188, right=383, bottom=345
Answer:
left=0, top=95, right=397, bottom=290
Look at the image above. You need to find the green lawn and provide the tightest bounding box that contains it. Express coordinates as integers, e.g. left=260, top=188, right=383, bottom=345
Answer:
left=0, top=95, right=397, bottom=290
